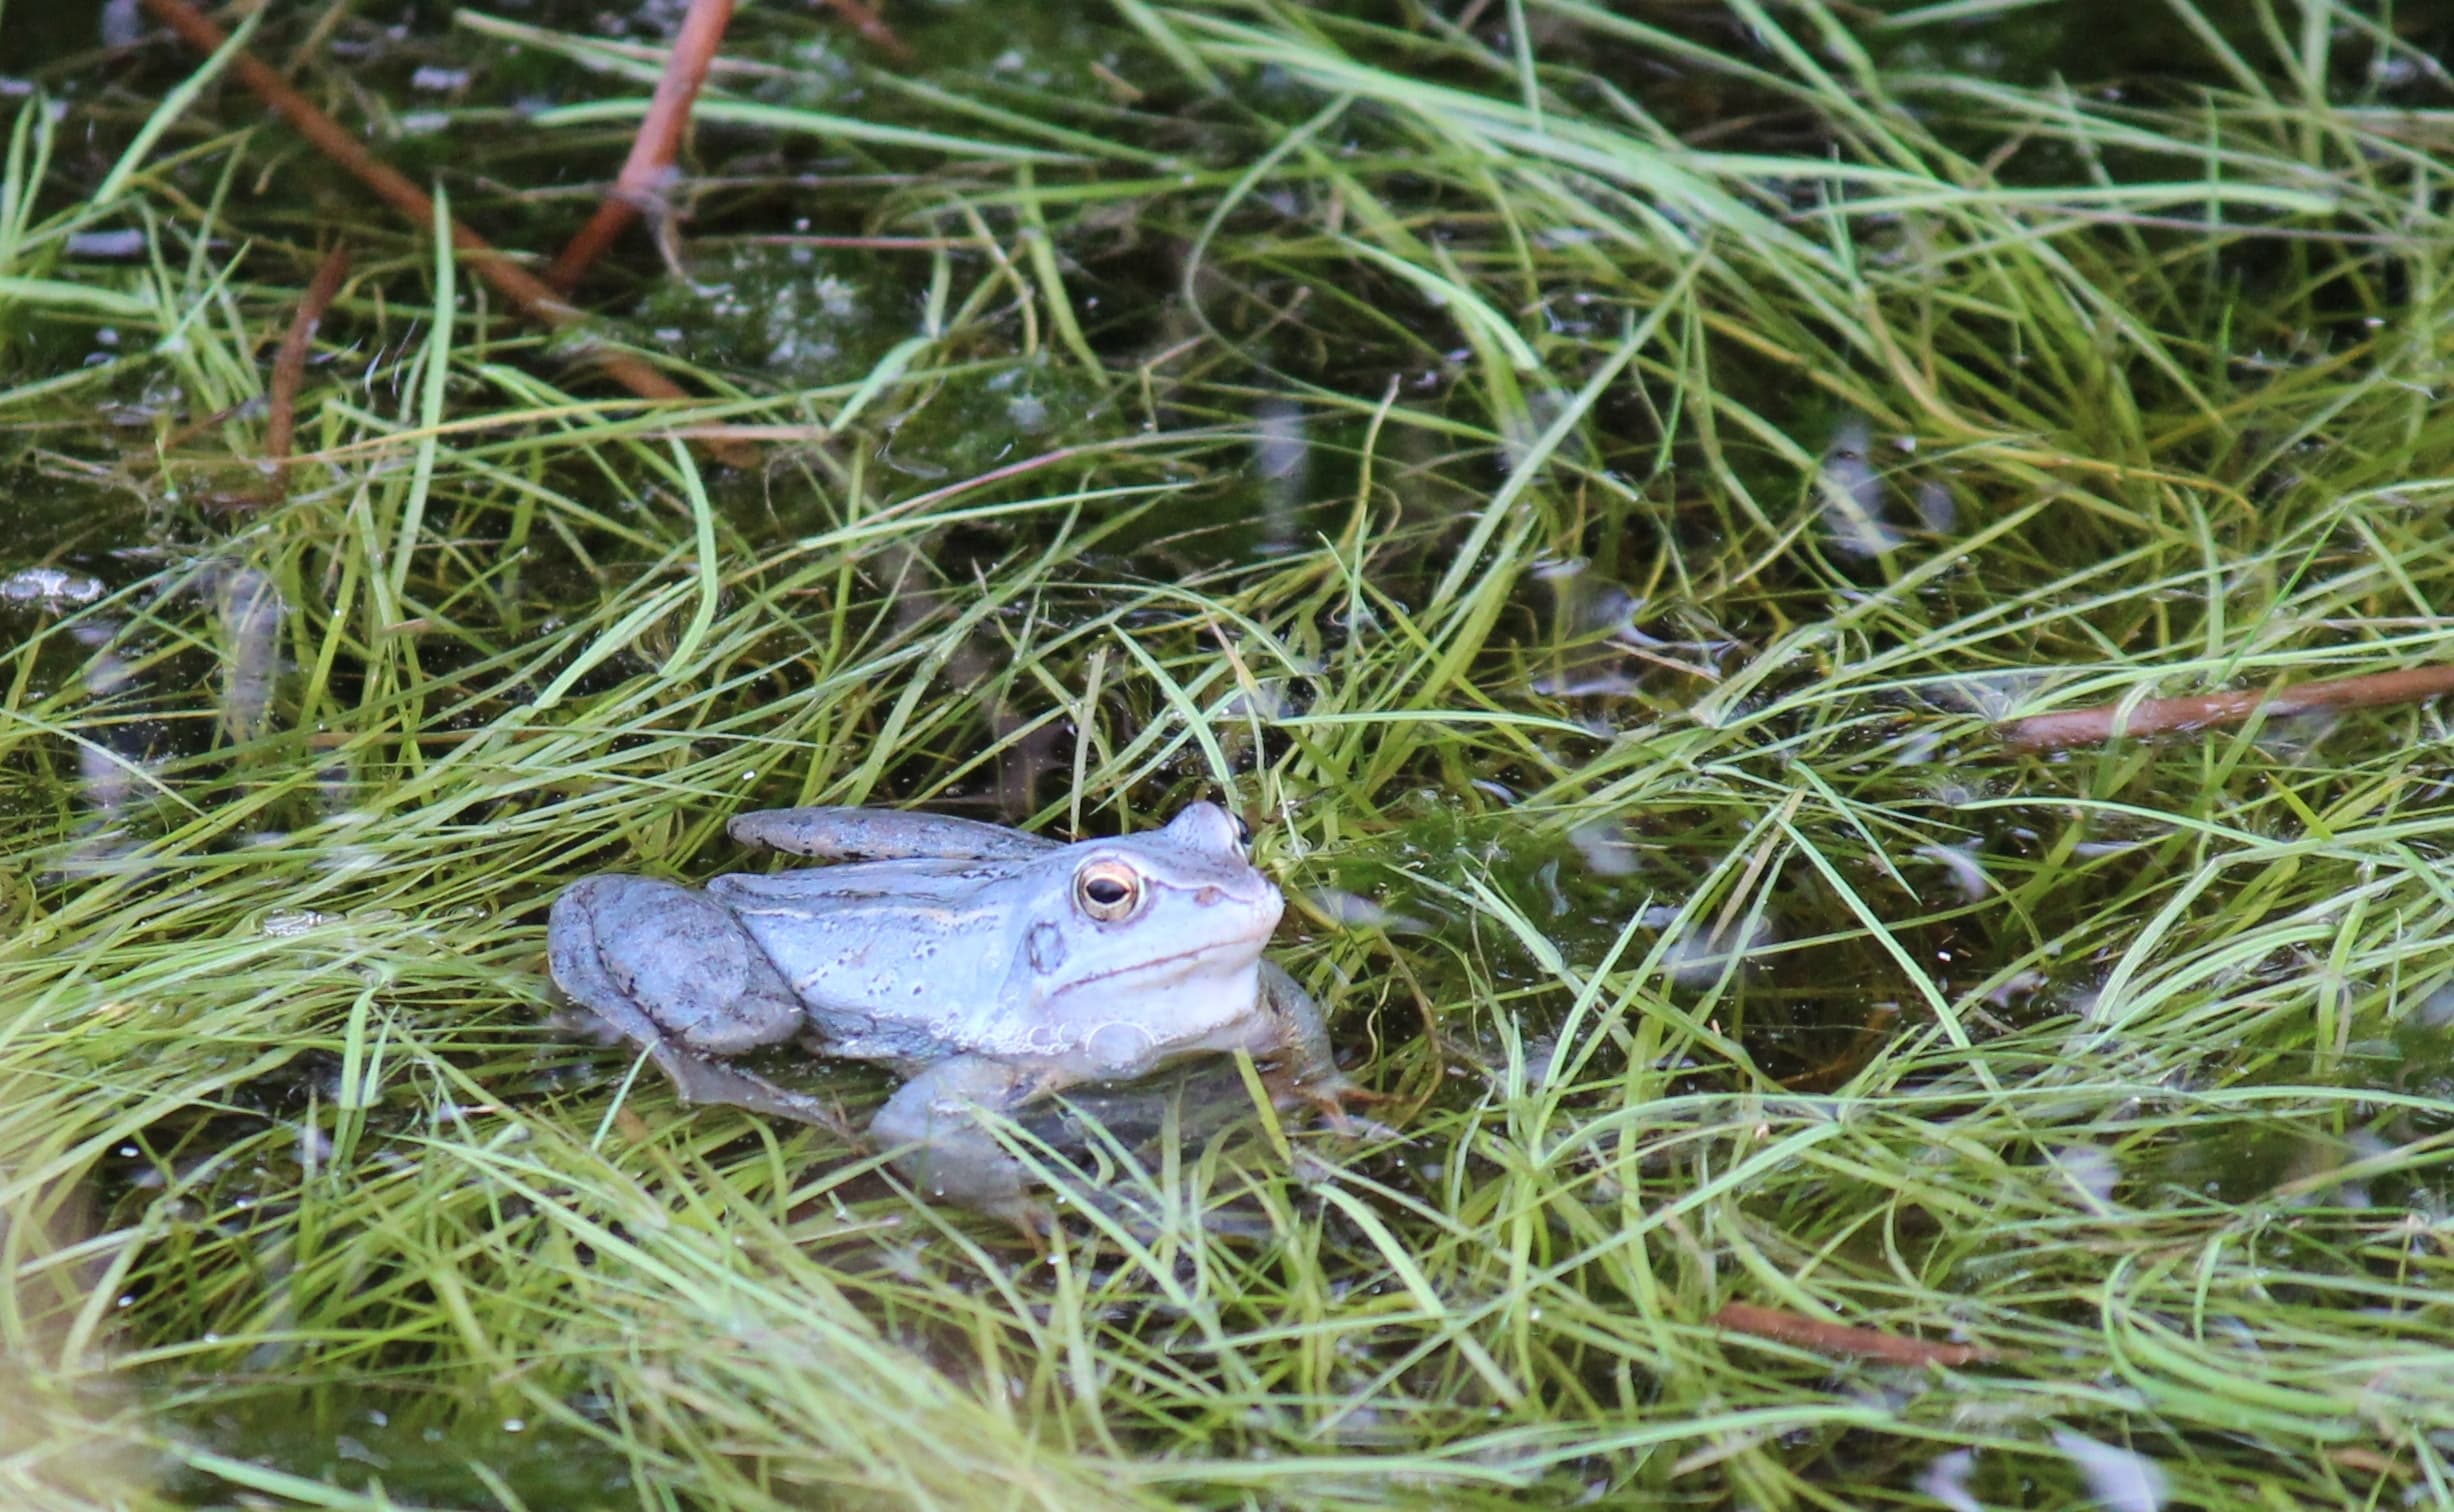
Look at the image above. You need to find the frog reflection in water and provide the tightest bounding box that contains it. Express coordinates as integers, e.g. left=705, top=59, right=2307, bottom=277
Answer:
left=547, top=802, right=1357, bottom=1223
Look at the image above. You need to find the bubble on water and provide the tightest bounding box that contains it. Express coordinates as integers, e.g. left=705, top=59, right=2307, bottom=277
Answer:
left=1005, top=392, right=1049, bottom=432
left=1, top=566, right=103, bottom=605
left=1927, top=670, right=2055, bottom=722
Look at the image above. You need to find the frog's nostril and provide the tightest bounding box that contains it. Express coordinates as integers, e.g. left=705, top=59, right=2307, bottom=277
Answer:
left=1196, top=886, right=1224, bottom=907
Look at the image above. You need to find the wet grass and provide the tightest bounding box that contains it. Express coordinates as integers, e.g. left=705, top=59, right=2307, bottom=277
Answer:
left=6, top=0, right=2454, bottom=1506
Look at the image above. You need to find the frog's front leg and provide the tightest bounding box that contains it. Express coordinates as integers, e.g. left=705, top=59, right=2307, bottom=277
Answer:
left=1253, top=960, right=1381, bottom=1126
left=728, top=807, right=1059, bottom=862
left=869, top=1055, right=1051, bottom=1224
left=547, top=876, right=847, bottom=1131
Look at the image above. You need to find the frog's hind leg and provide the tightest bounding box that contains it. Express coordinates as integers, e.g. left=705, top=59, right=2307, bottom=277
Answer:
left=870, top=1055, right=1051, bottom=1226
left=547, top=877, right=849, bottom=1133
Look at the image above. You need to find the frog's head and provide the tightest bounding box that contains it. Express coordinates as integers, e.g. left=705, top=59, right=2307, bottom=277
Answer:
left=1017, top=802, right=1285, bottom=1062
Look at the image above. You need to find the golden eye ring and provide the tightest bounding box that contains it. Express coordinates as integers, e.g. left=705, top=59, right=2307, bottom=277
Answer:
left=1074, top=860, right=1143, bottom=922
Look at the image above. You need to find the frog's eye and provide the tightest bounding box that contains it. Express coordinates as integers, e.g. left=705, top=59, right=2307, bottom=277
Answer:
left=1075, top=860, right=1144, bottom=922
left=1232, top=813, right=1253, bottom=851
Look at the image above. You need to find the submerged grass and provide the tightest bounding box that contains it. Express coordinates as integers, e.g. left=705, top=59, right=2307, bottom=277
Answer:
left=6, top=0, right=2454, bottom=1505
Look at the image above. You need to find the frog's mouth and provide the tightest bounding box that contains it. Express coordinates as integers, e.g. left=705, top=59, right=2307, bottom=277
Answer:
left=1066, top=921, right=1277, bottom=993
left=1078, top=934, right=1269, bottom=986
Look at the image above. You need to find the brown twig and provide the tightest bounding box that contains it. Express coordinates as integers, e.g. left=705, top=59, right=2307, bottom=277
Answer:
left=139, top=0, right=753, bottom=466
left=263, top=243, right=350, bottom=488
left=818, top=0, right=914, bottom=64
left=547, top=0, right=735, bottom=294
left=1996, top=664, right=2454, bottom=751
left=733, top=234, right=958, bottom=251
left=1712, top=1303, right=1994, bottom=1368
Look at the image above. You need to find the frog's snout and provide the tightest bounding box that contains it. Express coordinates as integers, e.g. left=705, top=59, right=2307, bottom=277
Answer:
left=1209, top=875, right=1285, bottom=932
left=1195, top=879, right=1284, bottom=929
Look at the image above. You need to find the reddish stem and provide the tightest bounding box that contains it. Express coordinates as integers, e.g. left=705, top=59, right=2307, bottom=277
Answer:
left=263, top=243, right=350, bottom=487
left=138, top=0, right=752, bottom=465
left=548, top=0, right=735, bottom=294
left=1712, top=1303, right=1993, bottom=1368
left=1997, top=663, right=2454, bottom=751
left=819, top=0, right=914, bottom=64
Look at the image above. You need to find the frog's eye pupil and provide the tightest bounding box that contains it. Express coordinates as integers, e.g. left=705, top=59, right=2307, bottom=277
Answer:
left=1233, top=815, right=1253, bottom=849
left=1077, top=863, right=1142, bottom=920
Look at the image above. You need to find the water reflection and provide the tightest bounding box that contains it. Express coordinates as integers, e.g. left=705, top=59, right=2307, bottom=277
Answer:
left=1916, top=839, right=1994, bottom=903
left=1917, top=1447, right=1981, bottom=1512
left=864, top=539, right=1059, bottom=821
left=1527, top=556, right=1726, bottom=697
left=38, top=558, right=297, bottom=876
left=216, top=565, right=284, bottom=744
left=1252, top=396, right=1308, bottom=553
left=1916, top=476, right=1958, bottom=533
left=2051, top=1428, right=2170, bottom=1512
left=2049, top=1142, right=2121, bottom=1212
left=60, top=618, right=146, bottom=878
left=1304, top=886, right=1433, bottom=934
left=1566, top=818, right=1640, bottom=877
left=1818, top=413, right=1902, bottom=559
left=1656, top=910, right=1778, bottom=988
left=0, top=1147, right=147, bottom=1501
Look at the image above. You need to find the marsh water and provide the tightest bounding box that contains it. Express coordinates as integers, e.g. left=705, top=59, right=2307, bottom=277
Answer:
left=7, top=3, right=2454, bottom=1508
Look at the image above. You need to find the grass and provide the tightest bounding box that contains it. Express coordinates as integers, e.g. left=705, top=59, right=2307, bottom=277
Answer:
left=6, top=0, right=2454, bottom=1505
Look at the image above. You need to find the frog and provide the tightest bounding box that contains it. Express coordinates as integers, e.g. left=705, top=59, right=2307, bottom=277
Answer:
left=545, top=801, right=1358, bottom=1224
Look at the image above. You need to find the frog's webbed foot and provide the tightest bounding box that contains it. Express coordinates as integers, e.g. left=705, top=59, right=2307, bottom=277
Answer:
left=870, top=1055, right=1055, bottom=1232
left=648, top=1055, right=861, bottom=1140
left=1251, top=959, right=1392, bottom=1138
left=728, top=807, right=1059, bottom=862
left=1063, top=1183, right=1281, bottom=1246
left=1272, top=1070, right=1394, bottom=1136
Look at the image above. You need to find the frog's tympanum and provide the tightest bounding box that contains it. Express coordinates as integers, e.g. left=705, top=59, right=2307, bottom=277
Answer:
left=547, top=803, right=1352, bottom=1222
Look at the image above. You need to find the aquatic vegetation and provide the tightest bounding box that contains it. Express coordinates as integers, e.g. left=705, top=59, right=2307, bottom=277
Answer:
left=5, top=1, right=2454, bottom=1505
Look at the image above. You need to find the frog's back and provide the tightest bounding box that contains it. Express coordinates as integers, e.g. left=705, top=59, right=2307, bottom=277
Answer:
left=709, top=860, right=1024, bottom=1061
